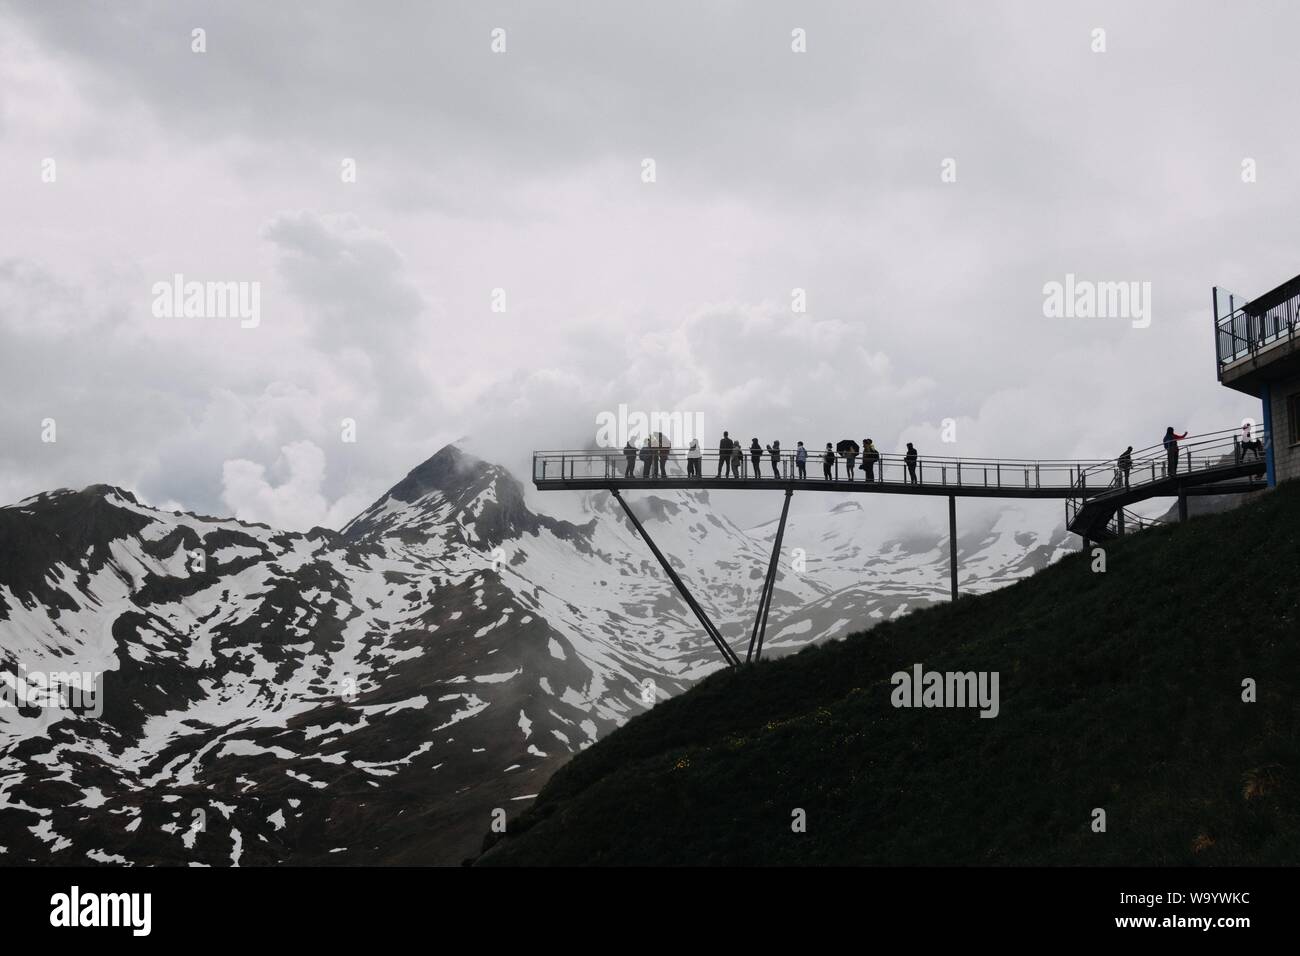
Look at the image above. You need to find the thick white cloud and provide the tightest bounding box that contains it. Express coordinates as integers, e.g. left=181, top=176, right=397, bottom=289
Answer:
left=1, top=1, right=1289, bottom=538
left=220, top=440, right=371, bottom=531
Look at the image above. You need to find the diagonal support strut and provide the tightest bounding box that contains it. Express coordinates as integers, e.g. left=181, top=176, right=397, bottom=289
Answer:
left=747, top=488, right=793, bottom=663
left=610, top=488, right=740, bottom=668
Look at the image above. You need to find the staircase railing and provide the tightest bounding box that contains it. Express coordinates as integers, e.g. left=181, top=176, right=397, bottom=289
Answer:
left=1068, top=427, right=1266, bottom=498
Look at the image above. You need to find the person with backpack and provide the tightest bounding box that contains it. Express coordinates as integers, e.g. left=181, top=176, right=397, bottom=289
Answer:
left=822, top=443, right=835, bottom=480
left=718, top=431, right=733, bottom=478
left=1116, top=446, right=1133, bottom=489
left=795, top=441, right=807, bottom=479
left=1163, top=427, right=1188, bottom=477
left=639, top=438, right=654, bottom=478
left=861, top=438, right=880, bottom=482
left=904, top=442, right=919, bottom=484
left=687, top=438, right=702, bottom=478
left=623, top=439, right=638, bottom=479
left=768, top=440, right=782, bottom=478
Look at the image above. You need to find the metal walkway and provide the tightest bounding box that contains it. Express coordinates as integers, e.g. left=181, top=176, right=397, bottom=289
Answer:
left=532, top=427, right=1270, bottom=666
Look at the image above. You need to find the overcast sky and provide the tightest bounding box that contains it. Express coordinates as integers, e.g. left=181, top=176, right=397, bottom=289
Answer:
left=2, top=0, right=1297, bottom=536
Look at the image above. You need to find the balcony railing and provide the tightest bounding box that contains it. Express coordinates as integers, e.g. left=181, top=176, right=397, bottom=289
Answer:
left=1214, top=285, right=1300, bottom=373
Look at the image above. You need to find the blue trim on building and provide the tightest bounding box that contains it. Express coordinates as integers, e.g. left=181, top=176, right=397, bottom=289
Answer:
left=1263, top=381, right=1277, bottom=487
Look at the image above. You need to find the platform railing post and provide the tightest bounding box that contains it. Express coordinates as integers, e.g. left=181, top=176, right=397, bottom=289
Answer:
left=948, top=495, right=958, bottom=601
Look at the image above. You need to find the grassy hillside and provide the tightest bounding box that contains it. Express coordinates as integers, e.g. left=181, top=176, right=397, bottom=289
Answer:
left=478, top=481, right=1300, bottom=865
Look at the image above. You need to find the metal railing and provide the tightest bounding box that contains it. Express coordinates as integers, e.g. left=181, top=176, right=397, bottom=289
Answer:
left=1068, top=427, right=1266, bottom=496
left=536, top=426, right=1267, bottom=501
left=1214, top=285, right=1299, bottom=373
left=534, top=446, right=1113, bottom=491
left=1064, top=427, right=1267, bottom=531
left=1065, top=494, right=1174, bottom=536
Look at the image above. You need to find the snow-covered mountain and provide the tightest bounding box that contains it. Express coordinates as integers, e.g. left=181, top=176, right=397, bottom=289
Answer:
left=0, top=444, right=1075, bottom=865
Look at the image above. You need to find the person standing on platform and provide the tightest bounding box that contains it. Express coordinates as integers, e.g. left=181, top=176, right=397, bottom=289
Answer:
left=1163, top=427, right=1188, bottom=476
left=732, top=441, right=743, bottom=478
left=862, top=438, right=879, bottom=482
left=796, top=441, right=807, bottom=479
left=624, top=439, right=638, bottom=478
left=769, top=440, right=782, bottom=478
left=750, top=438, right=762, bottom=478
left=687, top=438, right=702, bottom=478
left=1116, top=446, right=1132, bottom=489
left=639, top=438, right=654, bottom=478
left=904, top=442, right=919, bottom=484
left=718, top=431, right=733, bottom=478
left=822, top=443, right=835, bottom=481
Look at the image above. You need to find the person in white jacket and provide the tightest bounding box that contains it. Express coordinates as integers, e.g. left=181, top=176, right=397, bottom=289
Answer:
left=686, top=438, right=702, bottom=478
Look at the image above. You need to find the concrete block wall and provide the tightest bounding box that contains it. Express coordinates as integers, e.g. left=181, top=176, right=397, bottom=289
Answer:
left=1268, top=370, right=1300, bottom=484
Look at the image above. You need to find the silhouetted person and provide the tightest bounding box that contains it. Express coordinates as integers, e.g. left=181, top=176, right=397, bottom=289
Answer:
left=795, top=441, right=807, bottom=479
left=862, top=438, right=879, bottom=482
left=750, top=438, right=762, bottom=478
left=655, top=437, right=669, bottom=478
left=687, top=438, right=702, bottom=478
left=718, top=431, right=733, bottom=478
left=823, top=443, right=835, bottom=480
left=1163, top=427, right=1187, bottom=476
left=731, top=441, right=743, bottom=478
left=769, top=440, right=781, bottom=478
left=639, top=438, right=654, bottom=478
left=1116, top=446, right=1132, bottom=489
left=624, top=439, right=638, bottom=478
left=904, top=442, right=918, bottom=484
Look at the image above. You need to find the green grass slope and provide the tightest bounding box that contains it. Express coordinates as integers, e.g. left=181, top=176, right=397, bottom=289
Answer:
left=478, top=481, right=1300, bottom=866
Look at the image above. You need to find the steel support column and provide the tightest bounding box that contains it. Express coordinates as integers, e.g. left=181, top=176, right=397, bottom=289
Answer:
left=747, top=488, right=793, bottom=663
left=948, top=494, right=958, bottom=602
left=1262, top=381, right=1277, bottom=487
left=610, top=489, right=740, bottom=667
left=1178, top=490, right=1188, bottom=522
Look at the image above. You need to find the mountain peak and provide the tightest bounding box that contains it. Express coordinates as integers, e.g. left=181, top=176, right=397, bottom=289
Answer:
left=341, top=442, right=587, bottom=548
left=386, top=443, right=491, bottom=503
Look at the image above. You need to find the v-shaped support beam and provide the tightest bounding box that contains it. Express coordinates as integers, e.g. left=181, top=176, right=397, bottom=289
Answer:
left=611, top=489, right=741, bottom=667
left=747, top=488, right=792, bottom=663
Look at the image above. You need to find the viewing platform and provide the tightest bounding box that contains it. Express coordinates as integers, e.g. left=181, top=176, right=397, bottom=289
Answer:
left=532, top=429, right=1264, bottom=503
left=531, top=427, right=1267, bottom=666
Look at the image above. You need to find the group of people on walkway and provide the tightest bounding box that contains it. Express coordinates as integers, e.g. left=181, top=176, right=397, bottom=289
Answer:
left=617, top=433, right=922, bottom=483
left=1111, top=426, right=1189, bottom=489
left=613, top=424, right=1230, bottom=489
